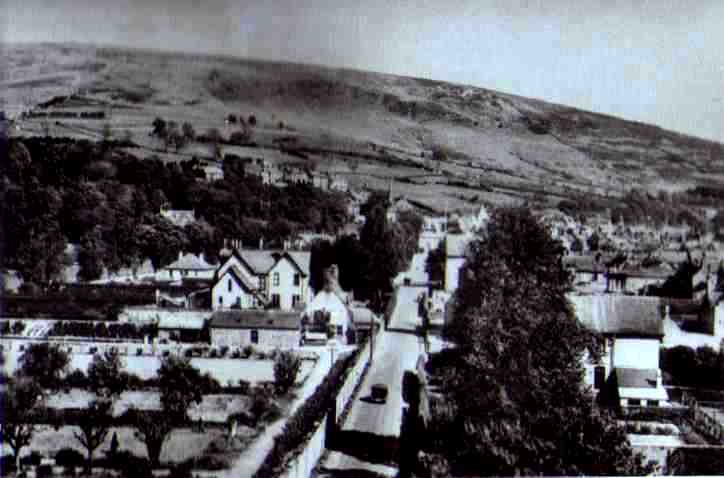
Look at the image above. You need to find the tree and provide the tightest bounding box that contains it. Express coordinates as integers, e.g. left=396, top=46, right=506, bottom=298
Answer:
left=157, top=356, right=207, bottom=423
left=206, top=128, right=223, bottom=160
left=273, top=350, right=302, bottom=394
left=77, top=228, right=105, bottom=282
left=87, top=349, right=128, bottom=399
left=0, top=377, right=44, bottom=470
left=152, top=117, right=167, bottom=138
left=129, top=410, right=174, bottom=468
left=248, top=114, right=257, bottom=126
left=102, top=123, right=113, bottom=143
left=18, top=343, right=69, bottom=390
left=182, top=122, right=195, bottom=143
left=435, top=206, right=646, bottom=476
left=74, top=399, right=113, bottom=474
left=587, top=232, right=600, bottom=252
left=425, top=241, right=446, bottom=288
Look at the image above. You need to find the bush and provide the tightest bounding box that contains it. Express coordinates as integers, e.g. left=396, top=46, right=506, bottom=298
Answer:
left=20, top=451, right=42, bottom=467
left=0, top=454, right=17, bottom=473
left=55, top=447, right=85, bottom=468
left=242, top=345, right=254, bottom=358
left=36, top=464, right=53, bottom=478
left=64, top=369, right=88, bottom=388
left=238, top=379, right=251, bottom=395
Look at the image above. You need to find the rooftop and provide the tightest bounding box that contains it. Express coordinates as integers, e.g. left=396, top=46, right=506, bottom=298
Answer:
left=569, top=294, right=664, bottom=338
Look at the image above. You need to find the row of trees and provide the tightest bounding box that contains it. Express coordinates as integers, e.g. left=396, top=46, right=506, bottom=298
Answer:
left=422, top=207, right=650, bottom=476
left=0, top=344, right=219, bottom=471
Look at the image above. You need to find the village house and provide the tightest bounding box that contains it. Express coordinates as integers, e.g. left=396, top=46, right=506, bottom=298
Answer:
left=302, top=265, right=353, bottom=343
left=160, top=207, right=197, bottom=228
left=444, top=234, right=469, bottom=292
left=212, top=245, right=312, bottom=311
left=570, top=294, right=669, bottom=409
left=157, top=252, right=216, bottom=282
left=209, top=309, right=301, bottom=349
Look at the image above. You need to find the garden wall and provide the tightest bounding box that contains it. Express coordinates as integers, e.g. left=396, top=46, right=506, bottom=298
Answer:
left=275, top=330, right=380, bottom=478
left=119, top=306, right=212, bottom=324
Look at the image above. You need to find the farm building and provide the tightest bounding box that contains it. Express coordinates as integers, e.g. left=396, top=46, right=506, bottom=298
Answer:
left=209, top=310, right=301, bottom=349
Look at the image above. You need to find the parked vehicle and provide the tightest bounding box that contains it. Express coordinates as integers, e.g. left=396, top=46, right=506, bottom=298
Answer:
left=370, top=383, right=388, bottom=403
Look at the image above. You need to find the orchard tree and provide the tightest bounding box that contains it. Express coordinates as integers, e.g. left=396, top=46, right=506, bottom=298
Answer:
left=74, top=399, right=113, bottom=474
left=0, top=377, right=44, bottom=470
left=18, top=342, right=69, bottom=390
left=273, top=350, right=302, bottom=394
left=434, top=206, right=648, bottom=476
left=158, top=355, right=207, bottom=423
left=87, top=349, right=128, bottom=399
left=129, top=409, right=174, bottom=468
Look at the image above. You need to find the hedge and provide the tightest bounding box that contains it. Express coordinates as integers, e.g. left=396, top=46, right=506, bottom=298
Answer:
left=253, top=336, right=371, bottom=478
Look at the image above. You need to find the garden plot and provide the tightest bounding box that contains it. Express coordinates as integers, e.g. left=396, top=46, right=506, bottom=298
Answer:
left=1, top=425, right=228, bottom=465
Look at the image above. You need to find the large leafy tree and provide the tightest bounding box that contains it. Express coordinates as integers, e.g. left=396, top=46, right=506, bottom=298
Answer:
left=0, top=377, right=44, bottom=470
left=434, top=206, right=647, bottom=476
left=129, top=409, right=174, bottom=468
left=17, top=342, right=70, bottom=391
left=74, top=399, right=113, bottom=474
left=87, top=349, right=129, bottom=399
left=157, top=355, right=208, bottom=424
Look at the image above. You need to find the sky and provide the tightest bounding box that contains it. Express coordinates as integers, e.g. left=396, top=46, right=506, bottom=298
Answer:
left=5, top=0, right=724, bottom=143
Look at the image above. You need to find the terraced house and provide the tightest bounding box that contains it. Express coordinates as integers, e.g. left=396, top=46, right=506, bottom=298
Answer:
left=212, top=247, right=312, bottom=311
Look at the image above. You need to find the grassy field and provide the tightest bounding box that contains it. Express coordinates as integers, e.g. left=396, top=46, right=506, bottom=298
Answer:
left=3, top=43, right=724, bottom=212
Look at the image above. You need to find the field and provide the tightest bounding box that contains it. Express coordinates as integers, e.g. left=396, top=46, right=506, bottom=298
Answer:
left=4, top=43, right=723, bottom=212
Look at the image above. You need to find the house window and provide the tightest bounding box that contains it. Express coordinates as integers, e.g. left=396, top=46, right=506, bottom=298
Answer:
left=336, top=325, right=343, bottom=336
left=628, top=399, right=641, bottom=407
left=647, top=400, right=660, bottom=407
left=594, top=366, right=606, bottom=389
left=294, top=274, right=301, bottom=286
left=251, top=330, right=259, bottom=344
left=292, top=294, right=301, bottom=308
left=273, top=272, right=280, bottom=286
left=219, top=296, right=223, bottom=307
left=271, top=294, right=280, bottom=308
left=228, top=278, right=232, bottom=292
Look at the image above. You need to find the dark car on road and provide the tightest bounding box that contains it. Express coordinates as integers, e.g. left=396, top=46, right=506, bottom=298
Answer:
left=370, top=383, right=388, bottom=403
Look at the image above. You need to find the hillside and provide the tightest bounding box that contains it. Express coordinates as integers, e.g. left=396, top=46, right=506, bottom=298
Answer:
left=3, top=43, right=724, bottom=214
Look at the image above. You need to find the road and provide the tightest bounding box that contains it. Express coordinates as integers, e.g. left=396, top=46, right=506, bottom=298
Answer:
left=319, top=285, right=427, bottom=477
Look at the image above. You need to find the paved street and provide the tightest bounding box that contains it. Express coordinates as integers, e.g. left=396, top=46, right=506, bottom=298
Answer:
left=319, top=285, right=428, bottom=477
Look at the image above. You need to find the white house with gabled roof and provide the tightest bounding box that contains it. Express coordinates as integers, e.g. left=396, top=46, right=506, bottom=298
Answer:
left=212, top=248, right=312, bottom=311
left=157, top=252, right=215, bottom=282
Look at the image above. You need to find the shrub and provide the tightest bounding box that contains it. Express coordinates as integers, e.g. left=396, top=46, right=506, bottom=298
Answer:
left=20, top=451, right=42, bottom=467
left=0, top=454, right=17, bottom=473
left=242, top=345, right=254, bottom=358
left=238, top=379, right=251, bottom=395
left=55, top=448, right=85, bottom=468
left=36, top=464, right=53, bottom=478
left=273, top=350, right=302, bottom=394
left=219, top=346, right=229, bottom=357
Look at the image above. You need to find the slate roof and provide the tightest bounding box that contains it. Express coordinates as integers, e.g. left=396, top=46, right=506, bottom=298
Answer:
left=209, top=310, right=301, bottom=330
left=234, top=249, right=311, bottom=276
left=569, top=294, right=664, bottom=338
left=445, top=234, right=469, bottom=258
left=166, top=253, right=214, bottom=271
